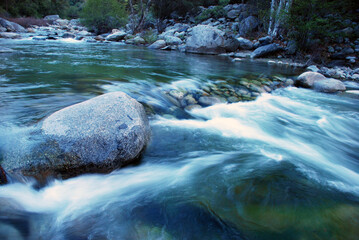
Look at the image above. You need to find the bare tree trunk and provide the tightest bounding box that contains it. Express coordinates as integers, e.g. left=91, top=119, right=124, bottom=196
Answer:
left=135, top=0, right=152, bottom=33
left=272, top=0, right=284, bottom=37
left=268, top=0, right=276, bottom=35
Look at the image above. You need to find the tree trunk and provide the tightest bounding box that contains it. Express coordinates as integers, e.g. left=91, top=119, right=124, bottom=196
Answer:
left=268, top=0, right=276, bottom=35
left=272, top=0, right=285, bottom=37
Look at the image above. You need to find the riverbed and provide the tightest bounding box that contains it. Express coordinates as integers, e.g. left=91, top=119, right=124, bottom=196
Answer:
left=1, top=39, right=359, bottom=240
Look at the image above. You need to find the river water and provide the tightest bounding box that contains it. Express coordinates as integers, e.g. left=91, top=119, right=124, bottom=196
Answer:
left=0, top=39, right=359, bottom=240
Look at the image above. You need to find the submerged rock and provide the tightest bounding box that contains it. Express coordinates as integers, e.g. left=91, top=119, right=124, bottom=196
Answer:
left=3, top=92, right=151, bottom=180
left=313, top=78, right=346, bottom=93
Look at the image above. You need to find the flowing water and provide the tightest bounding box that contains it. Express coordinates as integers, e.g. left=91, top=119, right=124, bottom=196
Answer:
left=0, top=39, right=359, bottom=240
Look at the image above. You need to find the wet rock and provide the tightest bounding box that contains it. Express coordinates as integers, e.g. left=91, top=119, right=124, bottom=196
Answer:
left=237, top=37, right=253, bottom=50
left=4, top=92, right=151, bottom=180
left=295, top=72, right=327, bottom=88
left=198, top=96, right=225, bottom=106
left=313, top=78, right=346, bottom=93
left=185, top=25, right=226, bottom=55
left=62, top=32, right=75, bottom=38
left=148, top=40, right=166, bottom=49
left=0, top=17, right=26, bottom=32
left=106, top=31, right=127, bottom=41
left=0, top=32, right=21, bottom=39
left=251, top=43, right=282, bottom=58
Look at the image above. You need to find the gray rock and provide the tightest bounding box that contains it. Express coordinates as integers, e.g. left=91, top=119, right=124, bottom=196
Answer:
left=0, top=17, right=26, bottom=32
left=258, top=36, right=272, bottom=45
left=295, top=71, right=327, bottom=88
left=165, top=36, right=182, bottom=45
left=250, top=43, right=282, bottom=58
left=328, top=46, right=335, bottom=53
left=133, top=36, right=145, bottom=45
left=3, top=92, right=150, bottom=180
left=62, top=32, right=75, bottom=38
left=0, top=32, right=21, bottom=39
left=44, top=15, right=60, bottom=21
left=56, top=19, right=69, bottom=26
left=223, top=37, right=240, bottom=52
left=185, top=25, right=226, bottom=55
left=198, top=96, right=225, bottom=106
left=307, top=65, right=320, bottom=72
left=227, top=10, right=240, bottom=19
left=237, top=37, right=253, bottom=50
left=313, top=78, right=346, bottom=93
left=148, top=40, right=166, bottom=49
left=0, top=47, right=14, bottom=53
left=69, top=19, right=81, bottom=26
left=106, top=31, right=127, bottom=41
left=238, top=16, right=259, bottom=36
left=234, top=51, right=252, bottom=58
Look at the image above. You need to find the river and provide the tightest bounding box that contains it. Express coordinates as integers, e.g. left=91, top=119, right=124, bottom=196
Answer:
left=1, top=39, right=359, bottom=240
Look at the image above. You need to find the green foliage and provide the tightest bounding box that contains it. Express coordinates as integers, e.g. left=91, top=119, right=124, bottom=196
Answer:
left=195, top=0, right=229, bottom=23
left=81, top=0, right=127, bottom=34
left=286, top=0, right=358, bottom=50
left=0, top=0, right=70, bottom=18
left=142, top=29, right=158, bottom=44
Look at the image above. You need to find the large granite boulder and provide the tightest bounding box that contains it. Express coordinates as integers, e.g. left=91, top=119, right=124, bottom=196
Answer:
left=0, top=18, right=26, bottom=32
left=238, top=16, right=259, bottom=36
left=313, top=79, right=346, bottom=93
left=3, top=92, right=151, bottom=180
left=106, top=31, right=127, bottom=41
left=295, top=72, right=327, bottom=88
left=250, top=43, right=282, bottom=58
left=185, top=25, right=227, bottom=54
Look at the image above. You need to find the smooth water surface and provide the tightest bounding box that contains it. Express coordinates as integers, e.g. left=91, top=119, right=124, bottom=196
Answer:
left=1, top=39, right=359, bottom=240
